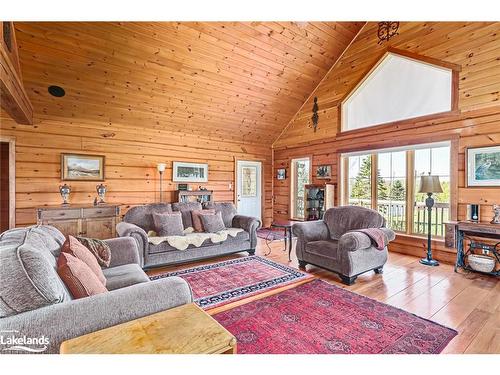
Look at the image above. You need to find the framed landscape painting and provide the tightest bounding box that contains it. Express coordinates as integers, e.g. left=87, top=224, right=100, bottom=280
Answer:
left=173, top=161, right=208, bottom=182
left=467, top=145, right=500, bottom=187
left=61, top=153, right=105, bottom=181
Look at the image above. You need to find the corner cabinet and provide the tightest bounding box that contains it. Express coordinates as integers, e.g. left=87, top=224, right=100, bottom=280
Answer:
left=37, top=204, right=120, bottom=239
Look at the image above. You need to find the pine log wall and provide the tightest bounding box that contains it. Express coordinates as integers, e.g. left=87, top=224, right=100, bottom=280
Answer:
left=0, top=22, right=367, bottom=229
left=273, top=22, right=500, bottom=263
left=0, top=109, right=273, bottom=227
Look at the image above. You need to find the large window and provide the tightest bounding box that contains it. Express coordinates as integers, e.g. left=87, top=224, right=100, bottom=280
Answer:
left=290, top=157, right=310, bottom=220
left=342, top=52, right=454, bottom=132
left=342, top=142, right=451, bottom=237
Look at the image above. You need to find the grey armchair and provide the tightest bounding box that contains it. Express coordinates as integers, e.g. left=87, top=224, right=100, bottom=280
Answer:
left=293, top=206, right=395, bottom=285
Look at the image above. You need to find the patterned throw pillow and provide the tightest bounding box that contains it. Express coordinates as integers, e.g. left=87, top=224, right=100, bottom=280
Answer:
left=76, top=237, right=111, bottom=267
left=61, top=235, right=106, bottom=285
left=191, top=209, right=216, bottom=232
left=152, top=211, right=184, bottom=237
left=57, top=253, right=108, bottom=299
left=200, top=211, right=226, bottom=233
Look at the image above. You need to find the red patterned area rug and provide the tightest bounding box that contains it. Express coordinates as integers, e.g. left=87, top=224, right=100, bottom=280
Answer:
left=213, top=279, right=458, bottom=354
left=150, top=256, right=312, bottom=309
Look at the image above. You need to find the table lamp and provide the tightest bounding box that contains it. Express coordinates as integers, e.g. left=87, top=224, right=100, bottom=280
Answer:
left=418, top=173, right=443, bottom=266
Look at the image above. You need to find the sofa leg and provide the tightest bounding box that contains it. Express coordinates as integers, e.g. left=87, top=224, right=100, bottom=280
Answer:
left=248, top=249, right=255, bottom=256
left=340, top=275, right=357, bottom=285
left=298, top=260, right=307, bottom=269
left=374, top=267, right=384, bottom=274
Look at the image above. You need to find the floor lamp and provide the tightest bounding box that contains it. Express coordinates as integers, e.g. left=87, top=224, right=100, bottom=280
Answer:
left=418, top=173, right=443, bottom=266
left=157, top=163, right=166, bottom=202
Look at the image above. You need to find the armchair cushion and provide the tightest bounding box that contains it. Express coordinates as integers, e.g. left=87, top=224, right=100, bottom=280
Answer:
left=339, top=231, right=373, bottom=252
left=324, top=206, right=386, bottom=240
left=305, top=240, right=338, bottom=260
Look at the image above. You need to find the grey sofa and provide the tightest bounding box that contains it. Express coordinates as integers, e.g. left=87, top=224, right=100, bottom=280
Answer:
left=117, top=202, right=261, bottom=269
left=293, top=206, right=395, bottom=285
left=0, top=225, right=193, bottom=354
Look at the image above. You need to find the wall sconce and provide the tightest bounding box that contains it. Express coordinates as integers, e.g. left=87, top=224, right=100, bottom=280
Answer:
left=157, top=163, right=166, bottom=202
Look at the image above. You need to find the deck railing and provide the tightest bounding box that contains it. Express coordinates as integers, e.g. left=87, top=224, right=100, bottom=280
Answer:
left=348, top=199, right=449, bottom=237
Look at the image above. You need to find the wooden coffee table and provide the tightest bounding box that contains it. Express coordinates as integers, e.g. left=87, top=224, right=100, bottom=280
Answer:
left=60, top=303, right=237, bottom=354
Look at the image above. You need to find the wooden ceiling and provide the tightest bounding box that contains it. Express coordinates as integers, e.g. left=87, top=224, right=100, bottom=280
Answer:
left=14, top=22, right=364, bottom=145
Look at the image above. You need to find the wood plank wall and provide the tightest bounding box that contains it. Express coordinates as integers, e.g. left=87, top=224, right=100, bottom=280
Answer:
left=273, top=22, right=500, bottom=263
left=0, top=109, right=273, bottom=227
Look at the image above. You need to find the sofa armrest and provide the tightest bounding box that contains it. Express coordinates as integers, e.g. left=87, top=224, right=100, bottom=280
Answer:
left=0, top=277, right=193, bottom=354
left=104, top=237, right=140, bottom=267
left=232, top=215, right=261, bottom=249
left=116, top=222, right=149, bottom=266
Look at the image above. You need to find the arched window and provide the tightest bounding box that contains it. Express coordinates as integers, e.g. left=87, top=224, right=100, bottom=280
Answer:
left=341, top=51, right=457, bottom=132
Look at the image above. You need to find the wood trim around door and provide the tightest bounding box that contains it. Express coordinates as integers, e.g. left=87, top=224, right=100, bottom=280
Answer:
left=0, top=135, right=15, bottom=228
left=234, top=158, right=265, bottom=222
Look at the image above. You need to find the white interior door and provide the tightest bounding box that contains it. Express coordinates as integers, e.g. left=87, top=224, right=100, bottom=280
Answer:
left=236, top=160, right=262, bottom=220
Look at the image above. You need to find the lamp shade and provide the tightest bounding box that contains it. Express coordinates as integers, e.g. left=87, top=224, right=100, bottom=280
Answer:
left=157, top=163, right=166, bottom=173
left=418, top=175, right=443, bottom=194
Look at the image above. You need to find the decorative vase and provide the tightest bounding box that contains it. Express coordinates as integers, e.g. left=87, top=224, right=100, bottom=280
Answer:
left=96, top=183, right=107, bottom=204
left=59, top=184, right=71, bottom=206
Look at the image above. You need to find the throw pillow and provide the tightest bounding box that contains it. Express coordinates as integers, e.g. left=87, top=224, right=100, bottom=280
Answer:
left=61, top=235, right=106, bottom=285
left=152, top=211, right=184, bottom=237
left=76, top=236, right=111, bottom=267
left=191, top=209, right=216, bottom=232
left=57, top=253, right=108, bottom=299
left=200, top=211, right=226, bottom=233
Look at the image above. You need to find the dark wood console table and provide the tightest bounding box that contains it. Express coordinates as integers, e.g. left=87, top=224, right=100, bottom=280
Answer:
left=445, top=221, right=500, bottom=277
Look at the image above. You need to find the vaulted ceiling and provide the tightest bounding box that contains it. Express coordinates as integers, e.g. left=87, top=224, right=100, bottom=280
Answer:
left=15, top=22, right=364, bottom=145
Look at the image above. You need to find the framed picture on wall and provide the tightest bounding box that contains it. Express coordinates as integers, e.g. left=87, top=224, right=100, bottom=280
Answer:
left=467, top=146, right=500, bottom=187
left=61, top=153, right=105, bottom=181
left=316, top=165, right=332, bottom=179
left=173, top=161, right=208, bottom=182
left=276, top=168, right=286, bottom=180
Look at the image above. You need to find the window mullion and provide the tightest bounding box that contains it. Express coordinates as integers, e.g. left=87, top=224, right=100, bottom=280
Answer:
left=406, top=150, right=415, bottom=235
left=371, top=154, right=378, bottom=209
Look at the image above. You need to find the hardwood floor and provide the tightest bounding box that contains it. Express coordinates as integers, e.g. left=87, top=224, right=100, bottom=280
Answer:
left=147, top=237, right=500, bottom=354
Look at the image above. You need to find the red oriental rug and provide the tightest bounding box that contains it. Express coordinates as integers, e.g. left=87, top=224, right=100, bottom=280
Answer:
left=212, top=279, right=458, bottom=354
left=150, top=256, right=312, bottom=309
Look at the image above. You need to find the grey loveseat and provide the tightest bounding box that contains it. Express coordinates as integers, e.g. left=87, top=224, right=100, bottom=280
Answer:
left=293, top=206, right=395, bottom=285
left=117, top=202, right=261, bottom=269
left=0, top=225, right=193, bottom=354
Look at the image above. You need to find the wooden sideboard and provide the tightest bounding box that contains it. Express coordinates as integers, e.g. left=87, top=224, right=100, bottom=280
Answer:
left=37, top=204, right=120, bottom=239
